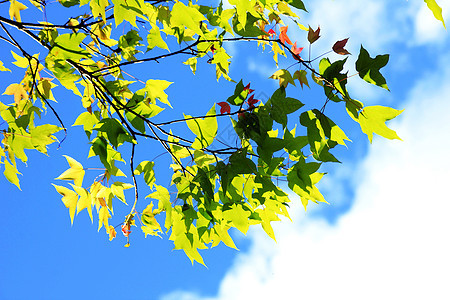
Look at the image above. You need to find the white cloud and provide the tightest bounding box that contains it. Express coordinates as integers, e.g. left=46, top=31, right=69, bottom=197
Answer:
left=413, top=1, right=449, bottom=45
left=161, top=53, right=450, bottom=300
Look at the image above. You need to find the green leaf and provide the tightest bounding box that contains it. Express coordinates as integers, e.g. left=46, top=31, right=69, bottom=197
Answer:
left=3, top=158, right=21, bottom=189
left=50, top=33, right=90, bottom=61
left=185, top=105, right=218, bottom=149
left=73, top=111, right=100, bottom=139
left=134, top=161, right=155, bottom=189
left=300, top=110, right=342, bottom=163
left=232, top=13, right=266, bottom=37
left=223, top=203, right=251, bottom=234
left=424, top=0, right=446, bottom=28
left=118, top=30, right=143, bottom=61
left=228, top=0, right=257, bottom=26
left=94, top=118, right=133, bottom=148
left=143, top=79, right=173, bottom=107
left=285, top=0, right=307, bottom=11
left=356, top=46, right=390, bottom=90
left=287, top=160, right=326, bottom=209
left=268, top=87, right=304, bottom=127
left=226, top=80, right=249, bottom=106
left=90, top=0, right=109, bottom=21
left=111, top=182, right=133, bottom=204
left=358, top=105, right=403, bottom=143
left=171, top=1, right=207, bottom=36
left=30, top=124, right=61, bottom=154
left=111, top=0, right=145, bottom=27
left=270, top=69, right=296, bottom=88
left=147, top=185, right=172, bottom=230
left=147, top=26, right=169, bottom=51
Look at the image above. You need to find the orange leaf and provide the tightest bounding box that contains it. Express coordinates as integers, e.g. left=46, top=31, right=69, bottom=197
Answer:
left=108, top=225, right=117, bottom=241
left=279, top=26, right=293, bottom=45
left=332, top=38, right=350, bottom=55
left=122, top=223, right=131, bottom=237
left=3, top=83, right=28, bottom=105
left=291, top=42, right=304, bottom=61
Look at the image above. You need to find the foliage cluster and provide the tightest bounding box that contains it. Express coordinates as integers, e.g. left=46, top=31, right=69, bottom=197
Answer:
left=0, top=0, right=445, bottom=264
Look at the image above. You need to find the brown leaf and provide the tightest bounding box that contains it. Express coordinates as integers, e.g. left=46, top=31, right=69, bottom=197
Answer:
left=332, top=38, right=350, bottom=55
left=308, top=26, right=320, bottom=44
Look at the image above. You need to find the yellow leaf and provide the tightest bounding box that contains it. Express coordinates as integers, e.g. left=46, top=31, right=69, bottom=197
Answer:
left=55, top=155, right=85, bottom=186
left=269, top=69, right=296, bottom=88
left=72, top=184, right=93, bottom=222
left=52, top=184, right=78, bottom=225
left=98, top=206, right=111, bottom=231
left=3, top=83, right=28, bottom=106
left=108, top=225, right=117, bottom=241
left=9, top=0, right=28, bottom=22
left=0, top=61, right=11, bottom=72
left=293, top=70, right=310, bottom=89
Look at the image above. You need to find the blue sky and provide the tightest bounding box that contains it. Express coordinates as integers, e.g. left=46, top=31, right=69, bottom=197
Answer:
left=1, top=1, right=450, bottom=299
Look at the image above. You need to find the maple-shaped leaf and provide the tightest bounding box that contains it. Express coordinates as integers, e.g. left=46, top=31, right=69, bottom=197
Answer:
left=279, top=26, right=293, bottom=45
left=271, top=42, right=286, bottom=66
left=355, top=45, right=390, bottom=90
left=243, top=82, right=255, bottom=94
left=332, top=38, right=350, bottom=55
left=147, top=26, right=169, bottom=51
left=55, top=155, right=85, bottom=187
left=308, top=26, right=320, bottom=44
left=217, top=102, right=231, bottom=114
left=358, top=105, right=403, bottom=142
left=293, top=70, right=310, bottom=89
left=3, top=83, right=28, bottom=105
left=247, top=94, right=259, bottom=108
left=52, top=184, right=78, bottom=225
left=270, top=69, right=296, bottom=88
left=9, top=0, right=27, bottom=22
left=108, top=225, right=117, bottom=241
left=291, top=42, right=304, bottom=60
left=143, top=79, right=173, bottom=107
left=71, top=184, right=93, bottom=222
left=4, top=159, right=21, bottom=190
left=171, top=1, right=207, bottom=36
left=223, top=204, right=251, bottom=234
left=98, top=206, right=111, bottom=231
left=185, top=105, right=218, bottom=149
left=0, top=61, right=11, bottom=72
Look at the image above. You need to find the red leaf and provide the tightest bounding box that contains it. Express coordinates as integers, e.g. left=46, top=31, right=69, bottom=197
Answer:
left=291, top=42, right=304, bottom=60
left=243, top=83, right=254, bottom=94
left=217, top=102, right=231, bottom=114
left=279, top=26, right=293, bottom=45
left=332, top=38, right=350, bottom=55
left=308, top=26, right=321, bottom=44
left=268, top=28, right=276, bottom=37
left=247, top=94, right=259, bottom=108
left=122, top=223, right=131, bottom=237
